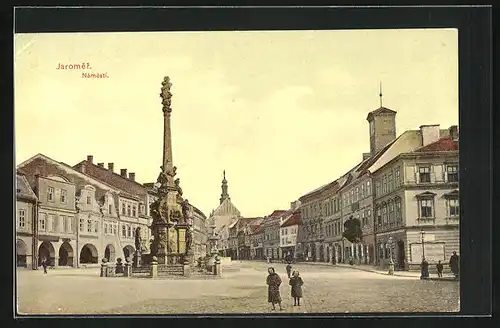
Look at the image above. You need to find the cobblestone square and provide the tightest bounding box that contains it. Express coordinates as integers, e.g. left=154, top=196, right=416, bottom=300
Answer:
left=16, top=261, right=459, bottom=315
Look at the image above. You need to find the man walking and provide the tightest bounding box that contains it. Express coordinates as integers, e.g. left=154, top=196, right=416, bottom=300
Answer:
left=42, top=259, right=48, bottom=274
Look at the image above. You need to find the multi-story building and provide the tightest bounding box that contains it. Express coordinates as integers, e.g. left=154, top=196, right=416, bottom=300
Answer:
left=298, top=182, right=339, bottom=262
left=191, top=206, right=208, bottom=259
left=17, top=154, right=126, bottom=268
left=372, top=125, right=459, bottom=270
left=250, top=223, right=264, bottom=260
left=279, top=210, right=300, bottom=260
left=262, top=210, right=287, bottom=260
left=74, top=156, right=153, bottom=259
left=16, top=173, right=38, bottom=269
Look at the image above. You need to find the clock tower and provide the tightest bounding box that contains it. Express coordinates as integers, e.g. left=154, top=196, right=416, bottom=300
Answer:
left=366, top=84, right=397, bottom=155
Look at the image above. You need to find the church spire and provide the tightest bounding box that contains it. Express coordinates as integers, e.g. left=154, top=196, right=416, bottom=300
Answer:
left=220, top=170, right=230, bottom=204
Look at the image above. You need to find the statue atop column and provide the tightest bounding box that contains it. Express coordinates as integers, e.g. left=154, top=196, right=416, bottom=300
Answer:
left=160, top=76, right=173, bottom=114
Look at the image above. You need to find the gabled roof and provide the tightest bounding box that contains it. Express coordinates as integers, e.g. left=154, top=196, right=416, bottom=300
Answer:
left=17, top=153, right=122, bottom=194
left=212, top=197, right=241, bottom=218
left=366, top=106, right=397, bottom=121
left=268, top=210, right=287, bottom=218
left=414, top=137, right=459, bottom=152
left=16, top=173, right=37, bottom=201
left=281, top=212, right=300, bottom=228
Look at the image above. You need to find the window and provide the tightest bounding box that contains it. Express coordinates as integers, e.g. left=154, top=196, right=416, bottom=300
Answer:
left=18, top=209, right=26, bottom=228
left=361, top=211, right=366, bottom=226
left=127, top=225, right=132, bottom=237
left=94, top=220, right=98, bottom=233
left=67, top=217, right=73, bottom=233
left=122, top=224, right=126, bottom=237
left=388, top=201, right=394, bottom=223
left=121, top=203, right=126, bottom=215
left=132, top=205, right=137, bottom=217
left=395, top=168, right=401, bottom=186
left=104, top=223, right=108, bottom=234
left=375, top=182, right=381, bottom=197
left=449, top=199, right=459, bottom=217
left=351, top=190, right=354, bottom=203
left=86, top=195, right=92, bottom=205
left=361, top=184, right=366, bottom=199
left=108, top=204, right=112, bottom=215
left=447, top=165, right=459, bottom=182
left=388, top=172, right=393, bottom=192
left=87, top=219, right=92, bottom=233
left=58, top=189, right=66, bottom=204
left=419, top=167, right=431, bottom=183
left=355, top=187, right=359, bottom=202
left=47, top=187, right=54, bottom=202
left=367, top=209, right=371, bottom=225
left=367, top=181, right=371, bottom=196
left=127, top=205, right=131, bottom=217
left=419, top=199, right=434, bottom=218
left=382, top=175, right=387, bottom=194
left=79, top=218, right=84, bottom=232
left=395, top=198, right=402, bottom=222
left=376, top=208, right=382, bottom=226
left=39, top=215, right=46, bottom=231
left=382, top=205, right=388, bottom=224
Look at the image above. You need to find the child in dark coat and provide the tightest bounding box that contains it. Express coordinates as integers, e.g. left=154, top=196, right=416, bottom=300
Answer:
left=436, top=260, right=444, bottom=278
left=289, top=271, right=304, bottom=306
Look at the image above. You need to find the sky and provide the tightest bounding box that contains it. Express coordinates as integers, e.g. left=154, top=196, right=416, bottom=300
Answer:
left=14, top=29, right=458, bottom=217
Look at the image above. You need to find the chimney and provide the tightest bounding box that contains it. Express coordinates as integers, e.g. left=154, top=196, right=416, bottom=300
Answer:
left=420, top=124, right=441, bottom=147
left=120, top=169, right=127, bottom=177
left=129, top=172, right=136, bottom=181
left=97, top=163, right=104, bottom=167
left=87, top=155, right=93, bottom=164
left=108, top=163, right=114, bottom=172
left=362, top=152, right=371, bottom=161
left=449, top=125, right=459, bottom=140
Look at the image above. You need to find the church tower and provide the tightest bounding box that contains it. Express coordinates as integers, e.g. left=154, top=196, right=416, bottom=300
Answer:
left=220, top=170, right=230, bottom=205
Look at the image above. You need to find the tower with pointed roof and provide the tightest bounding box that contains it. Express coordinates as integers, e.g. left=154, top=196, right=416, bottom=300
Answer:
left=366, top=83, right=397, bottom=155
left=219, top=170, right=230, bottom=205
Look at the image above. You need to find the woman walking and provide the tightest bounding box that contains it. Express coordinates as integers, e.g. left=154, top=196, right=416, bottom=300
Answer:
left=289, top=271, right=304, bottom=306
left=266, top=267, right=283, bottom=311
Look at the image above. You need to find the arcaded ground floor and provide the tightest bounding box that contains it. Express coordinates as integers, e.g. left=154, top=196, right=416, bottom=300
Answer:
left=16, top=261, right=459, bottom=315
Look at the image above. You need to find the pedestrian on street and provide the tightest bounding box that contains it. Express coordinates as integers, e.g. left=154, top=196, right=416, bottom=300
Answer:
left=449, top=251, right=459, bottom=278
left=436, top=260, right=444, bottom=278
left=42, top=259, right=48, bottom=274
left=286, top=263, right=292, bottom=278
left=266, top=267, right=283, bottom=311
left=420, top=258, right=429, bottom=280
left=289, top=270, right=304, bottom=306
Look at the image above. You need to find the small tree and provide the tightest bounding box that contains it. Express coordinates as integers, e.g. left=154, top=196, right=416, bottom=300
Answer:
left=342, top=216, right=363, bottom=244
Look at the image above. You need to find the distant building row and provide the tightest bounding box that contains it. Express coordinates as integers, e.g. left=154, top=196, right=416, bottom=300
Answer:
left=208, top=104, right=459, bottom=271
left=16, top=154, right=208, bottom=269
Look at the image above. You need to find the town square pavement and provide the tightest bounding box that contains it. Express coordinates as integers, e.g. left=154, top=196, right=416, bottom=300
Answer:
left=16, top=261, right=459, bottom=315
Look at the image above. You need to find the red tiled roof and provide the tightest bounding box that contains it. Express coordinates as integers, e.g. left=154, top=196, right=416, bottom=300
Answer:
left=414, top=137, right=458, bottom=152
left=74, top=160, right=148, bottom=199
left=268, top=210, right=287, bottom=218
left=281, top=212, right=300, bottom=228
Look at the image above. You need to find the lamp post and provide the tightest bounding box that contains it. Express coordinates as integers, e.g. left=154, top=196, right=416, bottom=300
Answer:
left=420, top=228, right=426, bottom=260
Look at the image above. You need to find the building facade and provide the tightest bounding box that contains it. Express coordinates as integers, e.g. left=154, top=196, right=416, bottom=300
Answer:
left=18, top=154, right=127, bottom=268
left=279, top=211, right=300, bottom=260
left=298, top=182, right=339, bottom=262
left=262, top=210, right=287, bottom=260
left=16, top=173, right=38, bottom=269
left=250, top=224, right=264, bottom=260
left=372, top=126, right=459, bottom=270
